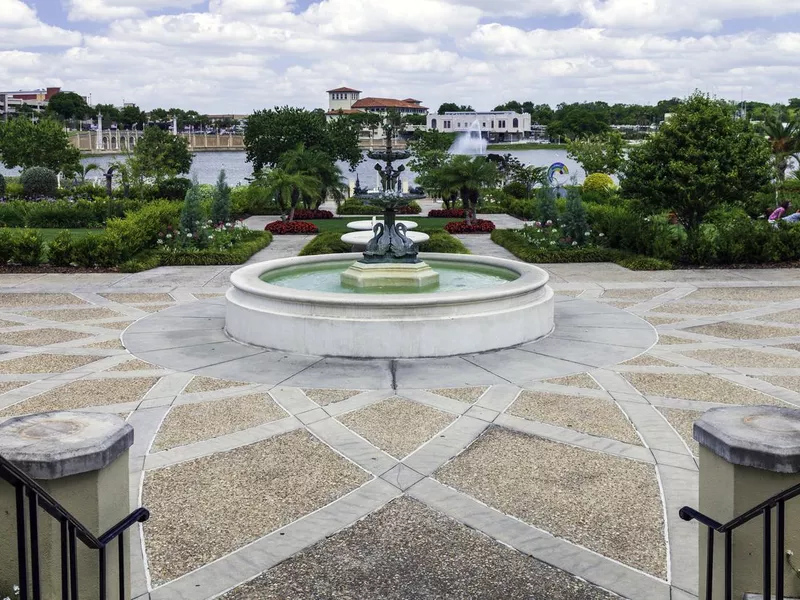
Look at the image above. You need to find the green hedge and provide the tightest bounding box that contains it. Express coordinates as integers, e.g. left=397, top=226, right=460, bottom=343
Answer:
left=0, top=198, right=145, bottom=229
left=299, top=230, right=469, bottom=256
left=337, top=201, right=422, bottom=215
left=491, top=229, right=673, bottom=270
left=121, top=232, right=273, bottom=272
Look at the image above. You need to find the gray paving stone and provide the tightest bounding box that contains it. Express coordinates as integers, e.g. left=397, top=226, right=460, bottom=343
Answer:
left=475, top=384, right=521, bottom=412
left=408, top=478, right=670, bottom=600
left=618, top=402, right=689, bottom=454
left=123, top=328, right=231, bottom=353
left=136, top=341, right=265, bottom=372
left=279, top=357, right=393, bottom=389
left=307, top=417, right=398, bottom=475
left=125, top=316, right=225, bottom=334
left=270, top=386, right=320, bottom=414
left=523, top=338, right=651, bottom=368
left=659, top=464, right=700, bottom=595
left=378, top=463, right=426, bottom=490
left=393, top=356, right=508, bottom=388
left=194, top=351, right=320, bottom=386
left=396, top=388, right=471, bottom=415
left=464, top=405, right=499, bottom=422
left=463, top=349, right=588, bottom=385
left=296, top=408, right=329, bottom=425
left=321, top=389, right=393, bottom=417
left=652, top=449, right=697, bottom=471
left=403, top=415, right=489, bottom=476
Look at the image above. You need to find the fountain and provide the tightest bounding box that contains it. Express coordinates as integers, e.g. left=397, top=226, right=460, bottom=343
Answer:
left=224, top=115, right=554, bottom=358
left=449, top=119, right=488, bottom=155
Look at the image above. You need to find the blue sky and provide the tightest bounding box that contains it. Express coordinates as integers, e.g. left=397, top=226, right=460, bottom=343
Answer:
left=3, top=0, right=800, bottom=113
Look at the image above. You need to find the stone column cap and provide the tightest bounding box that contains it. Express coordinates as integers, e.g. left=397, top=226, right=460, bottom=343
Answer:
left=694, top=405, right=800, bottom=473
left=0, top=411, right=133, bottom=479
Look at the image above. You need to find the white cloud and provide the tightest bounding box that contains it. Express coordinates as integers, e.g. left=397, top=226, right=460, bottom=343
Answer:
left=67, top=0, right=204, bottom=21
left=0, top=0, right=81, bottom=48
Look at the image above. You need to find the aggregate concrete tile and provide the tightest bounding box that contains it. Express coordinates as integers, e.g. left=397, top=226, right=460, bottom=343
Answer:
left=0, top=319, right=24, bottom=328
left=600, top=300, right=636, bottom=309
left=542, top=373, right=601, bottom=389
left=152, top=393, right=287, bottom=452
left=193, top=351, right=320, bottom=386
left=142, top=430, right=370, bottom=585
left=194, top=293, right=225, bottom=299
left=0, top=293, right=87, bottom=307
left=280, top=357, right=393, bottom=389
left=107, top=358, right=164, bottom=372
left=129, top=304, right=174, bottom=313
left=756, top=309, right=800, bottom=324
left=221, top=497, right=616, bottom=600
left=0, top=328, right=92, bottom=347
left=183, top=376, right=250, bottom=394
left=623, top=373, right=781, bottom=405
left=0, top=377, right=158, bottom=416
left=84, top=339, right=124, bottom=350
left=425, top=386, right=488, bottom=403
left=686, top=348, right=800, bottom=368
left=0, top=381, right=26, bottom=395
left=23, top=307, right=124, bottom=322
left=100, top=293, right=175, bottom=304
left=687, top=287, right=800, bottom=302
left=658, top=335, right=696, bottom=345
left=685, top=322, right=800, bottom=340
left=303, top=388, right=362, bottom=406
left=777, top=343, right=800, bottom=352
left=621, top=354, right=676, bottom=367
left=338, top=396, right=456, bottom=459
left=656, top=407, right=702, bottom=457
left=114, top=266, right=225, bottom=288
left=394, top=356, right=507, bottom=388
left=645, top=316, right=685, bottom=326
left=0, top=353, right=100, bottom=374
left=508, top=390, right=641, bottom=445
left=96, top=321, right=136, bottom=331
left=601, top=287, right=671, bottom=300
left=653, top=302, right=757, bottom=316
left=136, top=341, right=266, bottom=373
left=758, top=376, right=800, bottom=394
left=436, top=427, right=667, bottom=578
left=553, top=289, right=585, bottom=297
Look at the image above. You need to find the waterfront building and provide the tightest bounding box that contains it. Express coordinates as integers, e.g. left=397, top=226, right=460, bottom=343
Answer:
left=0, top=87, right=73, bottom=120
left=427, top=111, right=531, bottom=142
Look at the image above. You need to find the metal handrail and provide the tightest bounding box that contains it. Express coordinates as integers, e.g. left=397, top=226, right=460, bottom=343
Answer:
left=679, top=481, right=800, bottom=600
left=0, top=453, right=150, bottom=600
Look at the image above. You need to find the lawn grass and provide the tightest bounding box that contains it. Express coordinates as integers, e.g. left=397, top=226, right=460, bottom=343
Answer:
left=309, top=218, right=457, bottom=234
left=19, top=229, right=104, bottom=242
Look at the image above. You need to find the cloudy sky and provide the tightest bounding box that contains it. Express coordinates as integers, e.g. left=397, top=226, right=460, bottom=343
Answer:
left=2, top=0, right=800, bottom=114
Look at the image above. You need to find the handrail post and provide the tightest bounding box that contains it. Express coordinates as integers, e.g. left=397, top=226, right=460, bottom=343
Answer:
left=693, top=406, right=800, bottom=599
left=0, top=411, right=134, bottom=599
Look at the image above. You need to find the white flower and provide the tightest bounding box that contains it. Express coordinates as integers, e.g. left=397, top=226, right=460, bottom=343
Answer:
left=165, top=233, right=172, bottom=239
left=572, top=241, right=578, bottom=246
left=186, top=232, right=193, bottom=238
left=549, top=241, right=556, bottom=245
left=208, top=235, right=214, bottom=240
left=599, top=233, right=605, bottom=237
left=156, top=239, right=164, bottom=245
left=225, top=222, right=232, bottom=227
left=585, top=231, right=591, bottom=236
left=207, top=219, right=213, bottom=224
left=545, top=220, right=553, bottom=226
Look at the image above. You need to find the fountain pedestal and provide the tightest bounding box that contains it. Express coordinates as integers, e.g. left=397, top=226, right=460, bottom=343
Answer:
left=341, top=261, right=439, bottom=289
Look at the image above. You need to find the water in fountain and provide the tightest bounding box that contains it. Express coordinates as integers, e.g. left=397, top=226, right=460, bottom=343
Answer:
left=449, top=119, right=488, bottom=155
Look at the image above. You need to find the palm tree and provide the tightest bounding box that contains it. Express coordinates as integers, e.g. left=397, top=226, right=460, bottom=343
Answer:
left=78, top=162, right=100, bottom=183
left=279, top=143, right=346, bottom=211
left=512, top=165, right=548, bottom=199
left=762, top=113, right=800, bottom=185
left=437, top=156, right=498, bottom=224
left=261, top=168, right=321, bottom=221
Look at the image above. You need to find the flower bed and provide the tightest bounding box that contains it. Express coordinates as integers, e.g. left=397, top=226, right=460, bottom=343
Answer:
left=265, top=220, right=319, bottom=234
left=292, top=209, right=334, bottom=220
left=444, top=219, right=496, bottom=234
left=429, top=208, right=466, bottom=218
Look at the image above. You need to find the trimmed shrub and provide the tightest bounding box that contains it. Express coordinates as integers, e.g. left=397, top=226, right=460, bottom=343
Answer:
left=0, top=174, right=5, bottom=199
left=299, top=232, right=353, bottom=256
left=10, top=230, right=45, bottom=266
left=0, top=229, right=13, bottom=264
left=583, top=173, right=615, bottom=193
left=337, top=201, right=422, bottom=215
left=502, top=182, right=527, bottom=198
left=210, top=170, right=231, bottom=225
left=0, top=202, right=27, bottom=227
left=444, top=220, right=495, bottom=234
left=265, top=220, right=319, bottom=234
left=616, top=256, right=674, bottom=270
left=418, top=231, right=470, bottom=253
left=47, top=230, right=76, bottom=266
left=5, top=181, right=23, bottom=199
left=20, top=167, right=58, bottom=199
left=560, top=189, right=588, bottom=244
left=105, top=200, right=182, bottom=259
left=156, top=177, right=192, bottom=201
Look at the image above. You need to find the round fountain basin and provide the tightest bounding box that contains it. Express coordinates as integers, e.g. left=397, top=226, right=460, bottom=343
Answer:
left=347, top=220, right=419, bottom=231
left=226, top=253, right=554, bottom=358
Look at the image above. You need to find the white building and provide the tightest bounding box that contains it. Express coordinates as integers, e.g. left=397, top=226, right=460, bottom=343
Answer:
left=427, top=111, right=531, bottom=142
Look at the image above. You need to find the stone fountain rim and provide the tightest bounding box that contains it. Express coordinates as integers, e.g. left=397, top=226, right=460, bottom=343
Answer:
left=229, top=252, right=549, bottom=308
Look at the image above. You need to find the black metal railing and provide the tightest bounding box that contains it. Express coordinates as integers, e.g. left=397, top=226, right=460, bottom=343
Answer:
left=680, top=480, right=800, bottom=600
left=0, top=454, right=149, bottom=600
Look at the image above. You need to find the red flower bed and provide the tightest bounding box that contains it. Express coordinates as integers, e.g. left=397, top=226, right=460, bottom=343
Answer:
left=265, top=220, right=319, bottom=234
left=444, top=220, right=496, bottom=234
left=428, top=208, right=466, bottom=218
left=292, top=209, right=334, bottom=220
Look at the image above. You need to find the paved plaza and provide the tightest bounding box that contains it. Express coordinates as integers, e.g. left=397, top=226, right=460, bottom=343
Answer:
left=4, top=237, right=800, bottom=598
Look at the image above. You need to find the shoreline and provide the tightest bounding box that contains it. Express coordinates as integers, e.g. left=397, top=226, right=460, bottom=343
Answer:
left=487, top=142, right=568, bottom=150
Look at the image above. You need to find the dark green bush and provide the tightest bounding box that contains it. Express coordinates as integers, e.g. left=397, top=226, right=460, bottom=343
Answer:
left=0, top=230, right=13, bottom=264
left=20, top=167, right=58, bottom=198
left=502, top=182, right=527, bottom=198
left=337, top=201, right=422, bottom=216
left=418, top=231, right=470, bottom=254
left=121, top=233, right=272, bottom=272
left=47, top=230, right=76, bottom=266
left=10, top=230, right=45, bottom=265
left=536, top=187, right=558, bottom=223
left=156, top=178, right=192, bottom=201
left=105, top=200, right=182, bottom=259
left=0, top=202, right=26, bottom=227
left=299, top=232, right=352, bottom=256
left=616, top=256, right=674, bottom=270
left=0, top=174, right=5, bottom=199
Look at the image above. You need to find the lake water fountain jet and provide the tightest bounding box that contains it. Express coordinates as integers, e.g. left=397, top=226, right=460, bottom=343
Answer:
left=449, top=119, right=488, bottom=155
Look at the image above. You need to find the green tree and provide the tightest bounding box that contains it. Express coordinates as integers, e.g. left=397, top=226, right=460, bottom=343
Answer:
left=47, top=92, right=91, bottom=121
left=760, top=111, right=800, bottom=185
left=95, top=103, right=121, bottom=123
left=0, top=117, right=81, bottom=175
left=119, top=104, right=147, bottom=129
left=437, top=102, right=474, bottom=114
left=437, top=155, right=498, bottom=223
left=180, top=181, right=204, bottom=239
left=78, top=162, right=100, bottom=183
left=148, top=108, right=170, bottom=122
left=278, top=144, right=346, bottom=211
left=567, top=131, right=625, bottom=175
left=560, top=188, right=589, bottom=244
left=621, top=92, right=772, bottom=244
left=210, top=169, right=231, bottom=224
left=260, top=168, right=321, bottom=221
left=407, top=130, right=455, bottom=195
left=510, top=164, right=548, bottom=199
left=130, top=126, right=193, bottom=182
left=244, top=107, right=362, bottom=173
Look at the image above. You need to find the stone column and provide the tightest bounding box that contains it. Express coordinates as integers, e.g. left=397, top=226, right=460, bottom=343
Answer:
left=695, top=406, right=800, bottom=599
left=0, top=411, right=134, bottom=600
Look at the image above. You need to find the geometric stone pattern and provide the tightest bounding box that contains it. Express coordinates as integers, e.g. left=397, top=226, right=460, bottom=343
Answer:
left=3, top=259, right=800, bottom=600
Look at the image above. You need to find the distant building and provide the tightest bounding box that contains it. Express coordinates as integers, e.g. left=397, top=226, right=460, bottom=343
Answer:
left=0, top=87, right=85, bottom=121
left=427, top=111, right=531, bottom=143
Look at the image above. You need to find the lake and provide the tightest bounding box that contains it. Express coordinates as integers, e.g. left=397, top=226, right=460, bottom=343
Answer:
left=0, top=149, right=587, bottom=187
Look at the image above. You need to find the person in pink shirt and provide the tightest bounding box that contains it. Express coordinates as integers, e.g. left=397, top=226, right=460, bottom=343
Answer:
left=769, top=201, right=800, bottom=223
